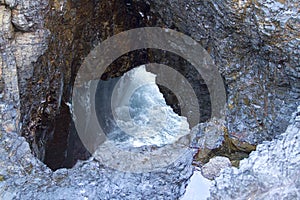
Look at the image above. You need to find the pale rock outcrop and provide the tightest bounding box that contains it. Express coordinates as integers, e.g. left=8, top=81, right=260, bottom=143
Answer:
left=210, top=105, right=300, bottom=199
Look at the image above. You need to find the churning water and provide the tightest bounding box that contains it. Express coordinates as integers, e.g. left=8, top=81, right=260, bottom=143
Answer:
left=110, top=65, right=190, bottom=148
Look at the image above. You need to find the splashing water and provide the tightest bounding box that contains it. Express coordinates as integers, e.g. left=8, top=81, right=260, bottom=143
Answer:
left=110, top=65, right=190, bottom=148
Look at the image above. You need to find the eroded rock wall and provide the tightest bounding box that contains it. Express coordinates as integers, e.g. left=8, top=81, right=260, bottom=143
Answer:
left=6, top=0, right=295, bottom=167
left=0, top=0, right=299, bottom=199
left=0, top=0, right=49, bottom=135
left=143, top=0, right=300, bottom=143
left=2, top=0, right=298, bottom=167
left=18, top=0, right=169, bottom=169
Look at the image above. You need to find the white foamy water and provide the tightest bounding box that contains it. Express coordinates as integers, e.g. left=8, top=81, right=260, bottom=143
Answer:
left=110, top=65, right=190, bottom=147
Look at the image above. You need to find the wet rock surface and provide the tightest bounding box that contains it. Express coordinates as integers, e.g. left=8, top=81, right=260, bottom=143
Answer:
left=0, top=106, right=299, bottom=199
left=210, top=105, right=300, bottom=200
left=0, top=0, right=49, bottom=136
left=19, top=0, right=167, bottom=168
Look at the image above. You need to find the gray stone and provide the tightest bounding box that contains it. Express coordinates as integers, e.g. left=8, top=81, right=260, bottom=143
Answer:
left=193, top=119, right=226, bottom=151
left=4, top=0, right=16, bottom=8
left=13, top=29, right=50, bottom=94
left=144, top=0, right=300, bottom=144
left=0, top=0, right=49, bottom=136
left=12, top=9, right=33, bottom=31
left=201, top=156, right=231, bottom=180
left=0, top=6, right=14, bottom=39
left=0, top=0, right=300, bottom=199
left=210, top=105, right=300, bottom=199
left=0, top=129, right=194, bottom=199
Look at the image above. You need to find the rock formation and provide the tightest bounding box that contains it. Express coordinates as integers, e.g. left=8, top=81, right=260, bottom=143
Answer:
left=0, top=0, right=299, bottom=199
left=210, top=106, right=300, bottom=199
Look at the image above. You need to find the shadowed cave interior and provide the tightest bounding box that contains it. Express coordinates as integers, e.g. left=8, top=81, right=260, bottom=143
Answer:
left=18, top=0, right=224, bottom=171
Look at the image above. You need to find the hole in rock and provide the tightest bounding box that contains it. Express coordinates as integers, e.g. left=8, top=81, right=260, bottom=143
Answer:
left=39, top=49, right=210, bottom=170
left=40, top=48, right=211, bottom=171
left=21, top=0, right=211, bottom=170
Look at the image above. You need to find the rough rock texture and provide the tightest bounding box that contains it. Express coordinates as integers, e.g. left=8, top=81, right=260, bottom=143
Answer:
left=201, top=156, right=231, bottom=180
left=192, top=119, right=226, bottom=164
left=1, top=0, right=298, bottom=168
left=193, top=118, right=256, bottom=168
left=20, top=0, right=166, bottom=168
left=0, top=4, right=20, bottom=134
left=145, top=0, right=300, bottom=144
left=0, top=0, right=299, bottom=199
left=0, top=129, right=194, bottom=199
left=210, top=105, right=300, bottom=199
left=0, top=0, right=49, bottom=136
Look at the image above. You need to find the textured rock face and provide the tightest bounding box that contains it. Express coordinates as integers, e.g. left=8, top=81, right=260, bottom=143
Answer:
left=1, top=0, right=298, bottom=167
left=193, top=118, right=256, bottom=168
left=0, top=0, right=49, bottom=135
left=210, top=105, right=300, bottom=199
left=0, top=128, right=194, bottom=199
left=0, top=0, right=299, bottom=199
left=144, top=0, right=300, bottom=144
left=0, top=5, right=20, bottom=134
left=19, top=0, right=166, bottom=168
left=0, top=1, right=195, bottom=199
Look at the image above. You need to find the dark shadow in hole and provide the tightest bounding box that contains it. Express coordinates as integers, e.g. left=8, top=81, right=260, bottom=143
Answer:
left=44, top=102, right=91, bottom=171
left=157, top=84, right=181, bottom=116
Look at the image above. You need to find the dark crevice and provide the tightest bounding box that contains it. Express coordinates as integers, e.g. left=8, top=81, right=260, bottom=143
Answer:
left=43, top=102, right=91, bottom=171
left=44, top=102, right=71, bottom=170
left=157, top=84, right=181, bottom=116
